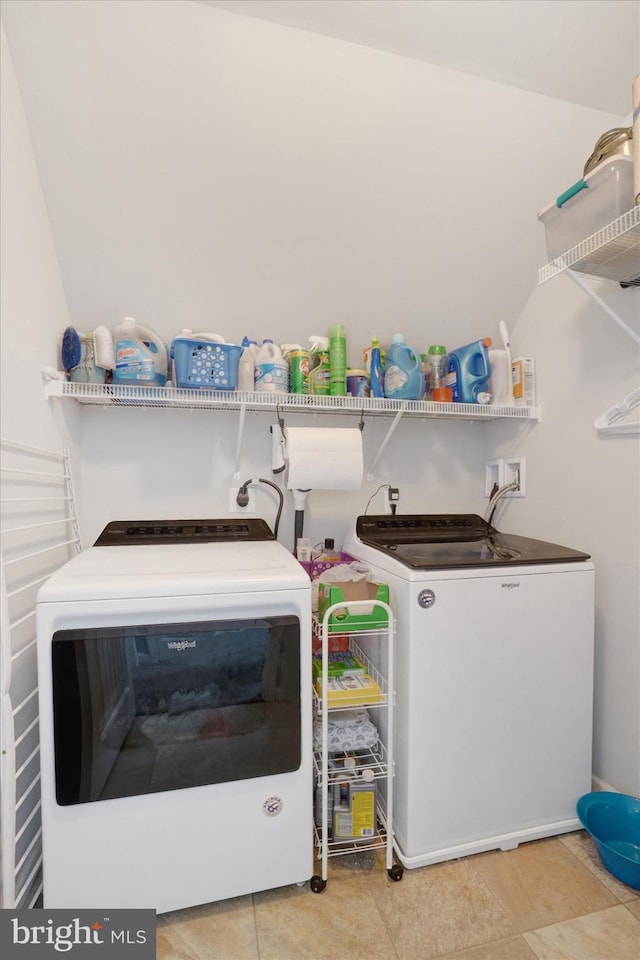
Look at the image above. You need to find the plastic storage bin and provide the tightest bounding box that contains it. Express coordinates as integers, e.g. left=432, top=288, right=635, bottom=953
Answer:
left=171, top=337, right=242, bottom=389
left=537, top=155, right=635, bottom=261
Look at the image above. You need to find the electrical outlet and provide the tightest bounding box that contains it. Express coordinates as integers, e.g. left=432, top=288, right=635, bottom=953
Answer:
left=504, top=458, right=526, bottom=497
left=229, top=487, right=256, bottom=512
left=385, top=486, right=400, bottom=514
left=485, top=460, right=504, bottom=496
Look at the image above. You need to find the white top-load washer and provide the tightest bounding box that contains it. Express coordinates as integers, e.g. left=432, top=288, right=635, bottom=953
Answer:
left=344, top=514, right=594, bottom=869
left=36, top=518, right=312, bottom=913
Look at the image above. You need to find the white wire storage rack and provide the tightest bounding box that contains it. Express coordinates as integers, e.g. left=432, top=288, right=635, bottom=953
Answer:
left=311, top=599, right=402, bottom=892
left=44, top=379, right=541, bottom=481
left=538, top=206, right=640, bottom=286
left=0, top=439, right=81, bottom=909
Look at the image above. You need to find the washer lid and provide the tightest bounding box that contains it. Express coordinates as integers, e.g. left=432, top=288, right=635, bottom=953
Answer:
left=37, top=538, right=309, bottom=602
left=353, top=514, right=590, bottom=570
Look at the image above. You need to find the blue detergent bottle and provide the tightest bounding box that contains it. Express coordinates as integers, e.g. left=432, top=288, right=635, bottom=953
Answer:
left=446, top=337, right=493, bottom=403
left=383, top=335, right=425, bottom=400
left=369, top=344, right=385, bottom=398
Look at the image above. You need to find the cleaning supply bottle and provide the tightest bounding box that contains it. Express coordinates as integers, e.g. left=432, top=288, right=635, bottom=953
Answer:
left=333, top=766, right=377, bottom=840
left=446, top=337, right=493, bottom=404
left=308, top=336, right=331, bottom=396
left=427, top=345, right=452, bottom=402
left=281, top=344, right=309, bottom=395
left=329, top=324, right=347, bottom=396
left=113, top=317, right=168, bottom=386
left=420, top=353, right=431, bottom=400
left=237, top=336, right=256, bottom=392
left=369, top=344, right=385, bottom=398
left=383, top=334, right=424, bottom=400
left=362, top=336, right=385, bottom=371
left=318, top=538, right=340, bottom=562
left=254, top=339, right=288, bottom=393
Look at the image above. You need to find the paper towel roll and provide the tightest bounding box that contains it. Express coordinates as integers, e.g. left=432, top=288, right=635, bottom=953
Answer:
left=633, top=74, right=640, bottom=204
left=286, top=427, right=363, bottom=491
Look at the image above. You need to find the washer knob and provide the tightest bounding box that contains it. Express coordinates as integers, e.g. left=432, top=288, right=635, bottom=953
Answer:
left=417, top=588, right=436, bottom=609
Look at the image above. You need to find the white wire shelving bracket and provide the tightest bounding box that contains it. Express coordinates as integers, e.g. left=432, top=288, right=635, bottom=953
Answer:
left=44, top=379, right=541, bottom=480
left=537, top=206, right=640, bottom=436
left=0, top=438, right=81, bottom=909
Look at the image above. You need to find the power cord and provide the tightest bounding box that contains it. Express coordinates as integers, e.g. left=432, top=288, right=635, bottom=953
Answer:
left=365, top=484, right=388, bottom=514
left=364, top=483, right=399, bottom=515
left=236, top=478, right=284, bottom=538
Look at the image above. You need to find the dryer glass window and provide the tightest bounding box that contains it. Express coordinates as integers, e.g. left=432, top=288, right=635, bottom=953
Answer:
left=51, top=616, right=301, bottom=804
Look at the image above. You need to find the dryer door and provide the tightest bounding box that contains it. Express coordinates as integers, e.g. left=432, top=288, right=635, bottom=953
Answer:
left=51, top=614, right=301, bottom=804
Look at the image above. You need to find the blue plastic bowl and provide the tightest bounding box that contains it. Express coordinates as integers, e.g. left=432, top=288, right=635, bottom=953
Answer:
left=577, top=792, right=640, bottom=890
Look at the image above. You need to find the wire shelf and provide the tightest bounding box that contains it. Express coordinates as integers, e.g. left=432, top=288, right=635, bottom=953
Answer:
left=538, top=206, right=640, bottom=284
left=45, top=380, right=540, bottom=422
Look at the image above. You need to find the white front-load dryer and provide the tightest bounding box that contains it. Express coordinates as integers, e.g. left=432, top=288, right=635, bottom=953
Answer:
left=36, top=519, right=312, bottom=912
left=344, top=514, right=594, bottom=869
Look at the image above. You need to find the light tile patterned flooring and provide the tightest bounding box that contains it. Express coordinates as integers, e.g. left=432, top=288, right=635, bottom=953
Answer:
left=157, top=832, right=640, bottom=960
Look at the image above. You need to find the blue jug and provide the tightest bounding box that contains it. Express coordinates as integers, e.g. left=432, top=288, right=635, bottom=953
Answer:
left=446, top=338, right=492, bottom=403
left=383, top=335, right=424, bottom=400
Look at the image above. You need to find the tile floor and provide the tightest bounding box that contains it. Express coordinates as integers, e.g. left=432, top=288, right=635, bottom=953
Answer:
left=157, top=831, right=640, bottom=960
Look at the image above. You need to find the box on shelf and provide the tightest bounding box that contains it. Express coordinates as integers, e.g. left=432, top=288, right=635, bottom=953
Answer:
left=312, top=652, right=367, bottom=681
left=512, top=357, right=535, bottom=407
left=314, top=672, right=383, bottom=707
left=312, top=629, right=349, bottom=655
left=318, top=580, right=390, bottom=632
left=537, top=155, right=635, bottom=261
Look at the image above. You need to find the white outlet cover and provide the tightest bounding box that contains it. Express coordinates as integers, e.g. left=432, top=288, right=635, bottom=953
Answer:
left=485, top=459, right=504, bottom=496
left=504, top=458, right=526, bottom=497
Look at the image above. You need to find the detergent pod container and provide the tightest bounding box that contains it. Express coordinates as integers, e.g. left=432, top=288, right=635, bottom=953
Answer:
left=113, top=318, right=168, bottom=386
left=446, top=338, right=492, bottom=404
left=383, top=335, right=425, bottom=400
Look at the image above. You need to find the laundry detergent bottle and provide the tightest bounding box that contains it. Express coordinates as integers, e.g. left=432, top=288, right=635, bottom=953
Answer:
left=383, top=334, right=424, bottom=400
left=113, top=317, right=168, bottom=386
left=446, top=337, right=492, bottom=404
left=254, top=339, right=288, bottom=393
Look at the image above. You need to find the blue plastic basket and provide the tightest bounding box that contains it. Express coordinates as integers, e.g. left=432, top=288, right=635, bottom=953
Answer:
left=577, top=791, right=640, bottom=889
left=171, top=338, right=242, bottom=390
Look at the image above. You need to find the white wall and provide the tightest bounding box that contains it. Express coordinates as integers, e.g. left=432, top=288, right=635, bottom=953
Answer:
left=0, top=22, right=73, bottom=447
left=490, top=276, right=640, bottom=798
left=2, top=0, right=638, bottom=795
left=0, top=20, right=75, bottom=910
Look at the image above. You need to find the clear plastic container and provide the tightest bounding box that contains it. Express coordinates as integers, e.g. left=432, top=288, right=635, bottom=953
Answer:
left=537, top=155, right=635, bottom=260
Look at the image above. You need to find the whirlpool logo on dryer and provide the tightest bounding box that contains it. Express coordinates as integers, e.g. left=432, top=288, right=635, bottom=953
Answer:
left=501, top=581, right=520, bottom=590
left=166, top=639, right=196, bottom=651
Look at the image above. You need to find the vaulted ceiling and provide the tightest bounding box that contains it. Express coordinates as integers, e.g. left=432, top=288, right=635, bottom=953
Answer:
left=196, top=0, right=639, bottom=116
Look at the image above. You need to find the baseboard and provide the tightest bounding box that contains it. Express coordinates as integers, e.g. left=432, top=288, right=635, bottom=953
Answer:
left=592, top=774, right=617, bottom=793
